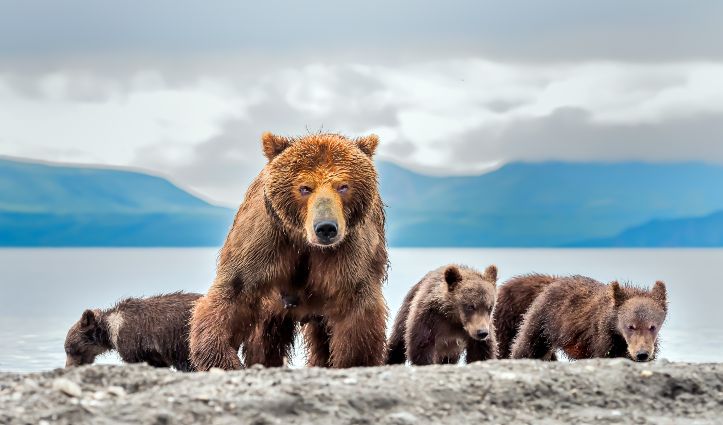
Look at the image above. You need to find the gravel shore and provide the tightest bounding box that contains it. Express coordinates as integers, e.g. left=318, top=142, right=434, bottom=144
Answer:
left=1, top=360, right=721, bottom=424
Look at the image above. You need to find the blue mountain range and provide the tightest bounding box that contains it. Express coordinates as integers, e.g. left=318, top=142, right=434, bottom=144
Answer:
left=2, top=157, right=722, bottom=247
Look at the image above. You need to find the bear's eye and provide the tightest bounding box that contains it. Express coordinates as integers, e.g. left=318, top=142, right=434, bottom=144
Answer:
left=628, top=325, right=636, bottom=331
left=649, top=325, right=656, bottom=332
left=337, top=184, right=349, bottom=194
left=299, top=186, right=313, bottom=196
left=465, top=304, right=476, bottom=312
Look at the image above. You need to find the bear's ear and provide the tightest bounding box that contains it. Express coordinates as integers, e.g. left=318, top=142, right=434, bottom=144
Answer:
left=262, top=132, right=291, bottom=161
left=80, top=309, right=98, bottom=329
left=444, top=265, right=463, bottom=291
left=610, top=281, right=625, bottom=308
left=483, top=265, right=498, bottom=284
left=356, top=134, right=379, bottom=158
left=651, top=281, right=667, bottom=307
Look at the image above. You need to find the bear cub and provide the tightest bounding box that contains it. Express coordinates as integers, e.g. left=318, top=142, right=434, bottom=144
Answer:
left=510, top=276, right=667, bottom=361
left=64, top=292, right=201, bottom=371
left=387, top=264, right=498, bottom=365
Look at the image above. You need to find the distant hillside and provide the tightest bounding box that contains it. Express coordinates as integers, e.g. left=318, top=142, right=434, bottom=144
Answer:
left=0, top=158, right=233, bottom=246
left=3, top=157, right=723, bottom=247
left=378, top=161, right=723, bottom=246
left=575, top=211, right=723, bottom=247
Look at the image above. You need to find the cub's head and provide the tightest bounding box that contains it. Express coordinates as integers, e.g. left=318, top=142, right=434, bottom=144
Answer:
left=443, top=264, right=498, bottom=341
left=262, top=132, right=380, bottom=248
left=611, top=281, right=668, bottom=362
left=64, top=309, right=109, bottom=367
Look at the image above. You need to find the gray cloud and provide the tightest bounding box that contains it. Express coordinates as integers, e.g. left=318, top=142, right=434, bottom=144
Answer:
left=1, top=1, right=722, bottom=62
left=450, top=108, right=723, bottom=166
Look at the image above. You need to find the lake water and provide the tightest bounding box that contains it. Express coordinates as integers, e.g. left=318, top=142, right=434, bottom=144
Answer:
left=1, top=248, right=721, bottom=372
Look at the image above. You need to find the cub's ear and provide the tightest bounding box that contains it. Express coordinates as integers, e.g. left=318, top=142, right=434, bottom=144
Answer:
left=444, top=265, right=463, bottom=291
left=356, top=134, right=379, bottom=157
left=80, top=309, right=98, bottom=329
left=651, top=281, right=667, bottom=307
left=610, top=281, right=625, bottom=308
left=483, top=265, right=498, bottom=284
left=261, top=132, right=291, bottom=161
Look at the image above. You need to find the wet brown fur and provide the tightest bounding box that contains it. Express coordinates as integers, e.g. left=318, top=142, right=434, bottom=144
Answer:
left=190, top=133, right=388, bottom=370
left=387, top=264, right=498, bottom=365
left=510, top=276, right=668, bottom=361
left=64, top=292, right=201, bottom=371
left=494, top=274, right=558, bottom=359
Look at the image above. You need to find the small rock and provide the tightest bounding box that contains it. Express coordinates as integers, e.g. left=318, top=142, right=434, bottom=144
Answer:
left=640, top=370, right=653, bottom=378
left=209, top=367, right=226, bottom=375
left=343, top=377, right=358, bottom=385
left=52, top=378, right=82, bottom=398
left=387, top=411, right=417, bottom=424
left=107, top=386, right=126, bottom=397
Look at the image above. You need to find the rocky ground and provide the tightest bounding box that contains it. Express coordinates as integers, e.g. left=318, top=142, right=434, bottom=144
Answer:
left=0, top=360, right=721, bottom=424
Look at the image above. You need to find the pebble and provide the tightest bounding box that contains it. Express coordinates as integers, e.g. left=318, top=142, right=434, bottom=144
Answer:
left=209, top=367, right=226, bottom=375
left=640, top=370, right=654, bottom=378
left=387, top=411, right=418, bottom=424
left=107, top=386, right=126, bottom=397
left=52, top=378, right=82, bottom=398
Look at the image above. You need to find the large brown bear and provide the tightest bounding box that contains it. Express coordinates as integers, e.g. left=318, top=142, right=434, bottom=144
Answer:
left=387, top=264, right=498, bottom=365
left=494, top=274, right=557, bottom=359
left=64, top=292, right=201, bottom=371
left=510, top=276, right=668, bottom=361
left=190, top=132, right=388, bottom=370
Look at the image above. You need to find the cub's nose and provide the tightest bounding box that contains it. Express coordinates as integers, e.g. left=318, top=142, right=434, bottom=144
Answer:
left=635, top=351, right=650, bottom=362
left=314, top=221, right=338, bottom=244
left=476, top=329, right=489, bottom=341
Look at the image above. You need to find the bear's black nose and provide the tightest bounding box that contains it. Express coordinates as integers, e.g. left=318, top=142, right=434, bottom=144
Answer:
left=636, top=351, right=649, bottom=361
left=476, top=330, right=489, bottom=340
left=314, top=221, right=338, bottom=244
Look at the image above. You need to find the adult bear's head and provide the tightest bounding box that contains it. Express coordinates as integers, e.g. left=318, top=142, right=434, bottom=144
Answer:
left=262, top=132, right=380, bottom=248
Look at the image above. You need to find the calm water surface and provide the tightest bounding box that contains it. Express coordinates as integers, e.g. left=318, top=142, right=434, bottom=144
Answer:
left=1, top=248, right=721, bottom=372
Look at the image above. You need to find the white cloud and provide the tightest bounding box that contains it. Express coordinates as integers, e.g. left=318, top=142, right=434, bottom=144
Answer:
left=2, top=58, right=723, bottom=204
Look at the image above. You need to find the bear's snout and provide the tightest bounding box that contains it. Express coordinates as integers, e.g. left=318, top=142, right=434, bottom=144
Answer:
left=475, top=329, right=490, bottom=341
left=314, top=221, right=339, bottom=245
left=635, top=350, right=650, bottom=362
left=305, top=190, right=346, bottom=247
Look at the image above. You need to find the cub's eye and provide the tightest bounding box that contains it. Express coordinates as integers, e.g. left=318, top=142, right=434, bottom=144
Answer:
left=628, top=325, right=636, bottom=331
left=649, top=325, right=656, bottom=332
left=299, top=186, right=312, bottom=196
left=337, top=184, right=349, bottom=194
left=465, top=305, right=476, bottom=312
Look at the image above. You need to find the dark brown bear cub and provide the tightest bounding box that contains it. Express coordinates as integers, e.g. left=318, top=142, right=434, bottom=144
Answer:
left=64, top=292, right=201, bottom=371
left=510, top=276, right=667, bottom=361
left=387, top=264, right=498, bottom=365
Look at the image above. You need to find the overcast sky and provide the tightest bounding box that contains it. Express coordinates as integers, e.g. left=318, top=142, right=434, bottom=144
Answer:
left=1, top=1, right=722, bottom=205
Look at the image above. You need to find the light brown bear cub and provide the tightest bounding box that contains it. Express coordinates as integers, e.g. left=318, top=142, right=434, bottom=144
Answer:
left=64, top=292, right=201, bottom=371
left=387, top=264, right=498, bottom=365
left=510, top=276, right=667, bottom=361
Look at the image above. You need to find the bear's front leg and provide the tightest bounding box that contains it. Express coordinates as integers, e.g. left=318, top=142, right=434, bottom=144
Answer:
left=327, top=296, right=387, bottom=368
left=243, top=312, right=297, bottom=367
left=303, top=317, right=332, bottom=367
left=510, top=301, right=553, bottom=360
left=405, top=315, right=437, bottom=366
left=190, top=285, right=252, bottom=371
left=465, top=331, right=497, bottom=363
